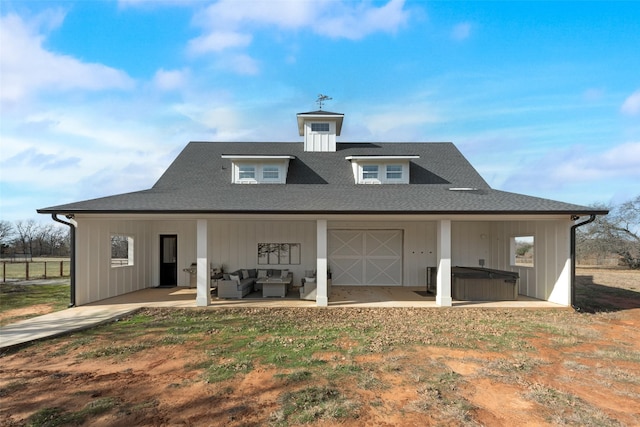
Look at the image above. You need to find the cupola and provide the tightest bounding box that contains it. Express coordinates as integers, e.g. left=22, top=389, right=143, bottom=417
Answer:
left=296, top=110, right=344, bottom=152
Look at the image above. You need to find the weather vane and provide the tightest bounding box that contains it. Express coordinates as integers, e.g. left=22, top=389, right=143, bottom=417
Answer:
left=316, top=94, right=332, bottom=110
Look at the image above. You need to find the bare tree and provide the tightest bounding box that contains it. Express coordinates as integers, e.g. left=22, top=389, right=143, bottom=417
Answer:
left=577, top=196, right=640, bottom=268
left=0, top=220, right=14, bottom=257
left=46, top=225, right=70, bottom=256
left=14, top=219, right=40, bottom=257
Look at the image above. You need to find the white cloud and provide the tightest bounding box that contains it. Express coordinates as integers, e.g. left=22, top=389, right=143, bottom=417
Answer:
left=0, top=105, right=181, bottom=220
left=0, top=12, right=134, bottom=105
left=621, top=89, right=640, bottom=116
left=188, top=0, right=410, bottom=57
left=364, top=103, right=442, bottom=137
left=221, top=54, right=260, bottom=75
left=451, top=22, right=472, bottom=41
left=187, top=31, right=252, bottom=54
left=117, top=0, right=198, bottom=9
left=316, top=0, right=409, bottom=40
left=501, top=142, right=640, bottom=195
left=175, top=103, right=251, bottom=140
left=153, top=68, right=189, bottom=91
left=193, top=0, right=318, bottom=31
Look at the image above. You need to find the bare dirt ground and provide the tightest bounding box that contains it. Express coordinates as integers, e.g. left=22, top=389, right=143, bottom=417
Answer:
left=1, top=267, right=639, bottom=426
left=0, top=304, right=52, bottom=324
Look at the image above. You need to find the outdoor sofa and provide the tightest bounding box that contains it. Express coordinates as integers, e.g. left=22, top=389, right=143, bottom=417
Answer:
left=299, top=270, right=318, bottom=300
left=217, top=268, right=293, bottom=299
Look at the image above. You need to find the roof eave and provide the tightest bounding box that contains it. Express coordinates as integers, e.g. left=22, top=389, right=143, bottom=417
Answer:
left=37, top=208, right=610, bottom=216
left=296, top=112, right=345, bottom=136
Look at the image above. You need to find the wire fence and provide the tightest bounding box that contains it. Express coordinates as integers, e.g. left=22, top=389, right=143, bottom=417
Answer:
left=1, top=259, right=71, bottom=283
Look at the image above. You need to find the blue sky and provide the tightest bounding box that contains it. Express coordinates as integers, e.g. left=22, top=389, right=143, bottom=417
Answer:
left=1, top=0, right=639, bottom=222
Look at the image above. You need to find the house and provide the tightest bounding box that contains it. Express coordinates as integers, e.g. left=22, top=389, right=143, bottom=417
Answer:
left=38, top=109, right=607, bottom=307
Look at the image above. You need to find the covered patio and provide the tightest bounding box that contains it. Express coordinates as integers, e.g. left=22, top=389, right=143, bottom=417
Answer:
left=85, top=285, right=565, bottom=309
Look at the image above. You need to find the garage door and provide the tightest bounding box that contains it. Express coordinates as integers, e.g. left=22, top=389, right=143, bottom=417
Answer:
left=328, top=230, right=402, bottom=286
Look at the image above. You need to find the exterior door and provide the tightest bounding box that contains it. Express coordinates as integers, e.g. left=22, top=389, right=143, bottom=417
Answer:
left=329, top=230, right=402, bottom=286
left=159, top=235, right=177, bottom=287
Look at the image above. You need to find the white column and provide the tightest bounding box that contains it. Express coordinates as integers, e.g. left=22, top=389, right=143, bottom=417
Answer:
left=196, top=219, right=210, bottom=307
left=436, top=219, right=452, bottom=306
left=316, top=219, right=328, bottom=307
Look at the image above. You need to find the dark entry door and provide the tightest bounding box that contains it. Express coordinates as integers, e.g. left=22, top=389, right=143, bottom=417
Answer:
left=160, top=235, right=177, bottom=287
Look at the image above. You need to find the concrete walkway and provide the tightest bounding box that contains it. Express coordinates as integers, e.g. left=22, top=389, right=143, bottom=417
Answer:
left=1, top=286, right=563, bottom=351
left=0, top=304, right=142, bottom=351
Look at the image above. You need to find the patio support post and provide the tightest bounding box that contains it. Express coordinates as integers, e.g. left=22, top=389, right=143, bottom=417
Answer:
left=316, top=219, right=328, bottom=307
left=436, top=219, right=452, bottom=306
left=196, top=219, right=210, bottom=306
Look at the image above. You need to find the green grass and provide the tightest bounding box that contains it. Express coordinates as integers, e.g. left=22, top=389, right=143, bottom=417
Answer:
left=26, top=397, right=118, bottom=427
left=408, top=361, right=477, bottom=424
left=526, top=384, right=622, bottom=426
left=0, top=283, right=70, bottom=325
left=274, top=370, right=313, bottom=384
left=2, top=260, right=70, bottom=280
left=5, top=304, right=639, bottom=426
left=273, top=385, right=360, bottom=425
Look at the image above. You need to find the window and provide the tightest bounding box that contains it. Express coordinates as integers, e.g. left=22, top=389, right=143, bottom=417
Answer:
left=224, top=155, right=293, bottom=184
left=238, top=165, right=255, bottom=180
left=311, top=123, right=330, bottom=132
left=347, top=156, right=413, bottom=184
left=362, top=165, right=379, bottom=180
left=386, top=165, right=403, bottom=180
left=510, top=235, right=534, bottom=267
left=111, top=235, right=134, bottom=267
left=262, top=166, right=279, bottom=180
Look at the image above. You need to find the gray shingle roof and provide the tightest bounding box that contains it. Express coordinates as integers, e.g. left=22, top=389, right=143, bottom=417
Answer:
left=38, top=142, right=606, bottom=216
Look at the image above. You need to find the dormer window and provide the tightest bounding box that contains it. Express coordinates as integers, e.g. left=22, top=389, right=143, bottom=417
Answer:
left=386, top=165, right=403, bottom=180
left=222, top=155, right=294, bottom=184
left=362, top=165, right=379, bottom=181
left=345, top=155, right=418, bottom=184
left=262, top=166, right=280, bottom=181
left=238, top=165, right=256, bottom=181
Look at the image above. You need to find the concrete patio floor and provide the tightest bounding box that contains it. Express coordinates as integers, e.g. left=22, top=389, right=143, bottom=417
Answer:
left=86, top=285, right=564, bottom=309
left=0, top=286, right=565, bottom=350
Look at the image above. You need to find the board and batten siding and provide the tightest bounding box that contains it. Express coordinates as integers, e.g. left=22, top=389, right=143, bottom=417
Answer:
left=150, top=220, right=197, bottom=287
left=489, top=219, right=571, bottom=305
left=75, top=217, right=151, bottom=306
left=72, top=215, right=573, bottom=306
left=207, top=219, right=317, bottom=281
left=451, top=221, right=492, bottom=267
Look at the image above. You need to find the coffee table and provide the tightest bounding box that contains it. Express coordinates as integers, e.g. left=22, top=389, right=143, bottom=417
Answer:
left=256, top=277, right=291, bottom=298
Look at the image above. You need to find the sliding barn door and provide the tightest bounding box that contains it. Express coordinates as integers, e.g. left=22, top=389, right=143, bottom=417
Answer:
left=328, top=230, right=402, bottom=286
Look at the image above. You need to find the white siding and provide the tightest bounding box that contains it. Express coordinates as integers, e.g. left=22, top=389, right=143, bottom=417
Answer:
left=208, top=219, right=317, bottom=283
left=451, top=221, right=491, bottom=267
left=489, top=220, right=571, bottom=304
left=72, top=215, right=572, bottom=306
left=304, top=121, right=337, bottom=152
left=75, top=217, right=151, bottom=305
left=150, top=220, right=197, bottom=287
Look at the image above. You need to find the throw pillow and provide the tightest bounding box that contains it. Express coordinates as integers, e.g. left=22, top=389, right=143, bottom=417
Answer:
left=229, top=274, right=240, bottom=285
left=242, top=269, right=249, bottom=279
left=223, top=273, right=230, bottom=280
left=258, top=269, right=268, bottom=278
left=280, top=269, right=289, bottom=278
